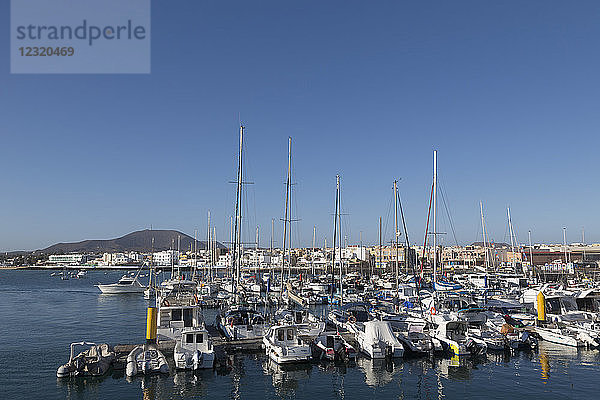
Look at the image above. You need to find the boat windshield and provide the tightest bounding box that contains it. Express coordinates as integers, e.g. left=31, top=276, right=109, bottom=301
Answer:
left=561, top=297, right=578, bottom=312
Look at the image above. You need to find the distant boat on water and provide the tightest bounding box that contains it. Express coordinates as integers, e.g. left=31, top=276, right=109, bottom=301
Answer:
left=96, top=274, right=145, bottom=294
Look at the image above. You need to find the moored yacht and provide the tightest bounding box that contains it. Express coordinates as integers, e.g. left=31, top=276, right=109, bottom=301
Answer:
left=174, top=326, right=215, bottom=370
left=354, top=320, right=404, bottom=359
left=217, top=305, right=266, bottom=340
left=263, top=324, right=312, bottom=364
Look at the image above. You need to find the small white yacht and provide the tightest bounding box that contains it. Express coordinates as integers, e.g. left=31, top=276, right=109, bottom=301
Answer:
left=312, top=331, right=356, bottom=362
left=157, top=304, right=205, bottom=342
left=263, top=324, right=312, bottom=364
left=174, top=327, right=215, bottom=370
left=274, top=308, right=325, bottom=337
left=433, top=320, right=487, bottom=356
left=535, top=324, right=599, bottom=348
left=97, top=274, right=145, bottom=294
left=218, top=306, right=266, bottom=340
left=355, top=320, right=404, bottom=359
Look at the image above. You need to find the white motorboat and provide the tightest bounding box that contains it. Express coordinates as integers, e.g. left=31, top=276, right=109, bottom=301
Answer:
left=174, top=327, right=215, bottom=370
left=125, top=343, right=169, bottom=376
left=355, top=320, right=404, bottom=359
left=535, top=324, right=598, bottom=348
left=56, top=341, right=115, bottom=378
left=433, top=320, right=487, bottom=356
left=97, top=274, right=145, bottom=294
left=217, top=306, right=266, bottom=340
left=393, top=318, right=438, bottom=354
left=263, top=324, right=312, bottom=364
left=157, top=304, right=205, bottom=342
left=274, top=308, right=325, bottom=337
left=75, top=270, right=87, bottom=279
left=312, top=331, right=356, bottom=362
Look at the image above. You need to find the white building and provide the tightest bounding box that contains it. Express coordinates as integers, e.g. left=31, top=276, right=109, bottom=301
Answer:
left=48, top=254, right=88, bottom=265
left=152, top=250, right=179, bottom=266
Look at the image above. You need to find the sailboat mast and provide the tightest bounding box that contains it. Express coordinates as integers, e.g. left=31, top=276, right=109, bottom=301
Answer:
left=359, top=231, right=363, bottom=277
left=433, top=150, right=437, bottom=285
left=312, top=226, right=316, bottom=277
left=563, top=227, right=568, bottom=264
left=280, top=137, right=291, bottom=301
left=582, top=227, right=586, bottom=264
left=255, top=225, right=259, bottom=274
left=207, top=210, right=211, bottom=280
left=270, top=218, right=274, bottom=288
left=193, top=229, right=197, bottom=278
left=528, top=230, right=533, bottom=275
left=379, top=217, right=382, bottom=275
left=331, top=175, right=339, bottom=300
left=212, top=227, right=216, bottom=282
left=232, top=125, right=244, bottom=297
left=229, top=216, right=233, bottom=281
left=394, top=179, right=399, bottom=302
left=337, top=175, right=343, bottom=306
left=480, top=201, right=488, bottom=275
left=507, top=207, right=515, bottom=272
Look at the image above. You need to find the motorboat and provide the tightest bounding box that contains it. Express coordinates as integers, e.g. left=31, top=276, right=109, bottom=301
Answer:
left=125, top=343, right=169, bottom=376
left=328, top=302, right=371, bottom=331
left=174, top=327, right=215, bottom=370
left=274, top=308, right=325, bottom=337
left=263, top=324, right=312, bottom=364
left=393, top=318, right=438, bottom=354
left=75, top=270, right=87, bottom=279
left=354, top=320, right=404, bottom=359
left=97, top=274, right=145, bottom=294
left=56, top=341, right=115, bottom=378
left=217, top=305, right=266, bottom=340
left=157, top=303, right=205, bottom=341
left=433, top=320, right=487, bottom=356
left=312, top=331, right=356, bottom=362
left=535, top=323, right=599, bottom=348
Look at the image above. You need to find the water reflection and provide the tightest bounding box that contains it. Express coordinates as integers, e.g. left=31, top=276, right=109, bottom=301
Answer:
left=436, top=355, right=473, bottom=381
left=172, top=369, right=213, bottom=397
left=356, top=357, right=401, bottom=387
left=263, top=358, right=312, bottom=396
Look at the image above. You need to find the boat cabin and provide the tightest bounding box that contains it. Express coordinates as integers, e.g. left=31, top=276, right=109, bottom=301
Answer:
left=158, top=305, right=204, bottom=340
left=225, top=308, right=265, bottom=326
left=268, top=325, right=301, bottom=346
left=576, top=289, right=600, bottom=313
left=440, top=321, right=468, bottom=342
left=180, top=328, right=212, bottom=351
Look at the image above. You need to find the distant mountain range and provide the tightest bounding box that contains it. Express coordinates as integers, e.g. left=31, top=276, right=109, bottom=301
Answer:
left=39, top=229, right=226, bottom=254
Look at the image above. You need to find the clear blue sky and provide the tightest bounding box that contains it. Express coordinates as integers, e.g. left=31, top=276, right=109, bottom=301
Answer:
left=2, top=1, right=600, bottom=251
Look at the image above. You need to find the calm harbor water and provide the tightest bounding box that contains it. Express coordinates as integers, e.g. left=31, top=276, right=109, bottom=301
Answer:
left=0, top=269, right=598, bottom=400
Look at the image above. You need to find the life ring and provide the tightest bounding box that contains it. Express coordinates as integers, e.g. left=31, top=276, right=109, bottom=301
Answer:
left=348, top=315, right=357, bottom=323
left=430, top=306, right=437, bottom=315
left=163, top=299, right=170, bottom=307
left=229, top=318, right=234, bottom=328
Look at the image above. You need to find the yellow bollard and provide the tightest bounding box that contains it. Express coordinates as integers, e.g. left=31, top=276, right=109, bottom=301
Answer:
left=146, top=307, right=157, bottom=344
left=537, top=291, right=546, bottom=323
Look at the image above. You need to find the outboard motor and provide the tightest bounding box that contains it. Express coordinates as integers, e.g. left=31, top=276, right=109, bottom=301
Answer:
left=385, top=345, right=393, bottom=358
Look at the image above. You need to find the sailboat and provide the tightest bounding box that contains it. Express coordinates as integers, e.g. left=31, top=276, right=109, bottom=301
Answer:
left=430, top=151, right=462, bottom=292
left=217, top=125, right=266, bottom=340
